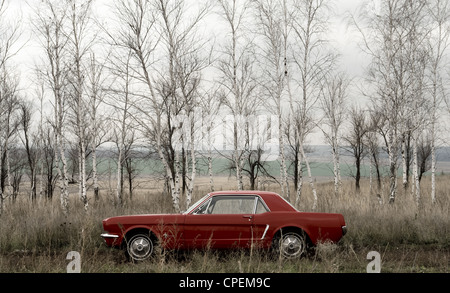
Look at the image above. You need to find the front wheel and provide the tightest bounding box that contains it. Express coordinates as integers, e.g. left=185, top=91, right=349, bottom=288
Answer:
left=274, top=231, right=307, bottom=259
left=126, top=233, right=154, bottom=262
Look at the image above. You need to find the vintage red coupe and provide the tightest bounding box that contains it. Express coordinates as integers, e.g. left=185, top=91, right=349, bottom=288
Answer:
left=101, top=191, right=347, bottom=261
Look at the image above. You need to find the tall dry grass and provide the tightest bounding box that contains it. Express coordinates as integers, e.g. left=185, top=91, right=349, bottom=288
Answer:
left=0, top=175, right=448, bottom=272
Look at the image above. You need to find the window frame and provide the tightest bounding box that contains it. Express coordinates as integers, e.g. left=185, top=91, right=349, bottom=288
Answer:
left=191, top=194, right=270, bottom=215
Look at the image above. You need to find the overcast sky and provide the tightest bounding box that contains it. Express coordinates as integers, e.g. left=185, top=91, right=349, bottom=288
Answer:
left=5, top=0, right=367, bottom=79
left=3, top=0, right=370, bottom=146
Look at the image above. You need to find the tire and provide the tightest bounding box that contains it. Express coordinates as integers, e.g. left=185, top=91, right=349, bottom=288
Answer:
left=126, top=233, right=154, bottom=262
left=274, top=231, right=307, bottom=259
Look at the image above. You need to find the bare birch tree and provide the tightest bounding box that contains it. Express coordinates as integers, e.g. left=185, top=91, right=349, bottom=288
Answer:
left=319, top=73, right=349, bottom=196
left=32, top=0, right=72, bottom=214
left=408, top=39, right=428, bottom=207
left=353, top=0, right=428, bottom=204
left=198, top=87, right=221, bottom=193
left=105, top=49, right=138, bottom=206
left=253, top=0, right=291, bottom=199
left=366, top=110, right=383, bottom=197
left=216, top=0, right=259, bottom=191
left=426, top=0, right=450, bottom=204
left=0, top=72, right=21, bottom=216
left=107, top=0, right=158, bottom=207
left=65, top=0, right=97, bottom=211
left=87, top=53, right=109, bottom=202
left=110, top=0, right=210, bottom=212
left=0, top=0, right=22, bottom=215
left=0, top=0, right=22, bottom=70
left=19, top=100, right=39, bottom=202
left=343, top=106, right=368, bottom=192
left=154, top=0, right=211, bottom=209
left=289, top=0, right=336, bottom=209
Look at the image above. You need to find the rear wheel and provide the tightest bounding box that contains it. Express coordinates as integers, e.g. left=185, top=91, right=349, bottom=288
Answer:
left=126, top=233, right=154, bottom=262
left=273, top=231, right=307, bottom=259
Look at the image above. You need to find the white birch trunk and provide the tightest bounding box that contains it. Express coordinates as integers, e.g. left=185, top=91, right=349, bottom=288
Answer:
left=208, top=154, right=214, bottom=193
left=401, top=137, right=408, bottom=190
left=387, top=130, right=398, bottom=204
left=186, top=147, right=196, bottom=209
left=234, top=120, right=244, bottom=190
left=431, top=134, right=436, bottom=204
left=430, top=74, right=437, bottom=205
left=332, top=134, right=341, bottom=197
left=186, top=117, right=196, bottom=209
left=208, top=124, right=214, bottom=192
left=412, top=133, right=420, bottom=206
left=116, top=146, right=123, bottom=206
left=278, top=112, right=289, bottom=200
left=295, top=149, right=303, bottom=208
left=300, top=141, right=317, bottom=210
left=55, top=95, right=69, bottom=215
left=92, top=145, right=99, bottom=201
left=79, top=140, right=88, bottom=211
left=59, top=141, right=70, bottom=215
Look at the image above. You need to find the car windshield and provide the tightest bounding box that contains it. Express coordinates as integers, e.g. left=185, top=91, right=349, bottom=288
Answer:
left=183, top=194, right=210, bottom=214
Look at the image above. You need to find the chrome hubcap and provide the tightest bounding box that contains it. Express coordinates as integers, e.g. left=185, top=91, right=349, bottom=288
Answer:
left=280, top=233, right=304, bottom=258
left=129, top=235, right=153, bottom=261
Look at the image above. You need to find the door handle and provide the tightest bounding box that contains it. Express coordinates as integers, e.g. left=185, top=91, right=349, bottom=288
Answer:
left=243, top=215, right=253, bottom=221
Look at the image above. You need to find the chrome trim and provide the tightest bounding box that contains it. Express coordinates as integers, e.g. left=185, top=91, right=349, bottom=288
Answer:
left=255, top=196, right=271, bottom=213
left=261, top=224, right=270, bottom=240
left=101, top=233, right=119, bottom=238
left=252, top=197, right=259, bottom=214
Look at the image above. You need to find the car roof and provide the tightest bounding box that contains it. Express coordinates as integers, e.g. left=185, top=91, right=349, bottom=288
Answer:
left=208, top=190, right=297, bottom=212
left=209, top=190, right=278, bottom=196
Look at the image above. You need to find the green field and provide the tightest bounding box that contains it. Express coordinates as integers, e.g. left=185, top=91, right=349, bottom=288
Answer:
left=95, top=154, right=386, bottom=179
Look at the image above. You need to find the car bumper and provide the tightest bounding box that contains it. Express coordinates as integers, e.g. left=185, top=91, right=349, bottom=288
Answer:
left=101, top=233, right=120, bottom=246
left=342, top=226, right=347, bottom=236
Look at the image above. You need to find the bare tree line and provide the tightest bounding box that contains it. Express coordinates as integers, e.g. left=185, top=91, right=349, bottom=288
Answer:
left=0, top=0, right=449, bottom=216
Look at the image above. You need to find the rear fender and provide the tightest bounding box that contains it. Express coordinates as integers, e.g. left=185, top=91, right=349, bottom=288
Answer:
left=272, top=225, right=313, bottom=245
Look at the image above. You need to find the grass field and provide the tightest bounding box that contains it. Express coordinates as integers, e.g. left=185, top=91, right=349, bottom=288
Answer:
left=0, top=174, right=448, bottom=273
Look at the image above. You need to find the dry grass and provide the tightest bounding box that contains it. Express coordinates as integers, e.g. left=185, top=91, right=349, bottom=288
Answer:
left=0, top=175, right=448, bottom=273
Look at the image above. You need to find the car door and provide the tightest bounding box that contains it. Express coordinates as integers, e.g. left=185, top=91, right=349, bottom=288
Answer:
left=183, top=195, right=257, bottom=249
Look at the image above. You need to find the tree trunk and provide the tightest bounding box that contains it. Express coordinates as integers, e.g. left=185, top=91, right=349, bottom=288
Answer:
left=79, top=140, right=88, bottom=211
left=186, top=119, right=196, bottom=209
left=116, top=147, right=123, bottom=206
left=300, top=141, right=317, bottom=210
left=92, top=145, right=99, bottom=201
left=431, top=127, right=436, bottom=204
left=234, top=120, right=244, bottom=190
left=401, top=136, right=408, bottom=190
left=295, top=147, right=303, bottom=208
left=387, top=130, right=398, bottom=204
left=59, top=141, right=70, bottom=215
left=332, top=139, right=341, bottom=197
left=412, top=133, right=420, bottom=207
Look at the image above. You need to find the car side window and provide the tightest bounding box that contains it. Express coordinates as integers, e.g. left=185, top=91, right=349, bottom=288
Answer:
left=207, top=196, right=256, bottom=214
left=255, top=198, right=269, bottom=214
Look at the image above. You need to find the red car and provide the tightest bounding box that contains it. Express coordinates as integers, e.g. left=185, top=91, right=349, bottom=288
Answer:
left=101, top=191, right=347, bottom=261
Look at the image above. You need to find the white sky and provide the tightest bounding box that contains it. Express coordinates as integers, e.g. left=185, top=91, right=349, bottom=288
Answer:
left=4, top=0, right=373, bottom=146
